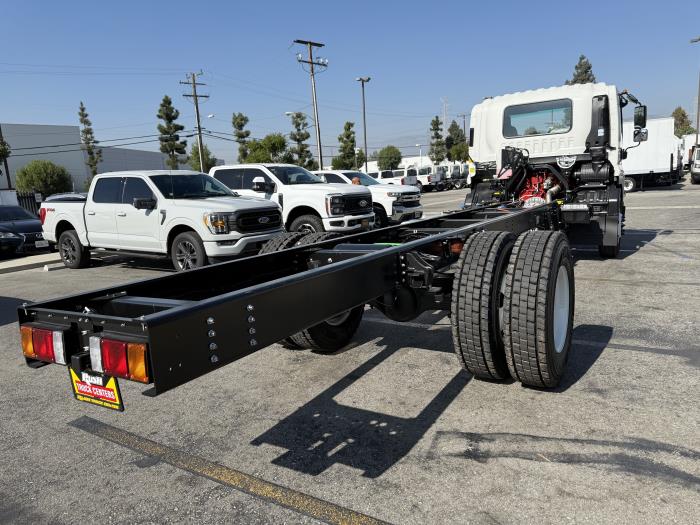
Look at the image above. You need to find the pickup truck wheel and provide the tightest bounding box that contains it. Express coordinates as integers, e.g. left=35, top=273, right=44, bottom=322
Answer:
left=171, top=231, right=207, bottom=271
left=290, top=214, right=325, bottom=234
left=623, top=177, right=636, bottom=192
left=294, top=231, right=342, bottom=246
left=453, top=179, right=463, bottom=190
left=451, top=231, right=515, bottom=380
left=58, top=230, right=90, bottom=269
left=287, top=305, right=364, bottom=354
left=374, top=206, right=388, bottom=228
left=503, top=231, right=574, bottom=388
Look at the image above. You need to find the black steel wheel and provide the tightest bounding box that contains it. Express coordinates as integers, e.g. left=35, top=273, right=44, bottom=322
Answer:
left=58, top=230, right=90, bottom=269
left=374, top=206, right=389, bottom=228
left=171, top=231, right=207, bottom=271
left=451, top=231, right=516, bottom=380
left=287, top=306, right=364, bottom=354
left=503, top=230, right=575, bottom=388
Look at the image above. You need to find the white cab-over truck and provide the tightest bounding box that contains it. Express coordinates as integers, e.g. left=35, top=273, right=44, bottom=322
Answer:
left=468, top=82, right=648, bottom=257
left=316, top=170, right=423, bottom=227
left=210, top=164, right=374, bottom=233
left=41, top=170, right=284, bottom=271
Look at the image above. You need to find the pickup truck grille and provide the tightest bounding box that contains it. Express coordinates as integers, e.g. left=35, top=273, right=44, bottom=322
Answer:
left=344, top=195, right=373, bottom=215
left=233, top=210, right=282, bottom=233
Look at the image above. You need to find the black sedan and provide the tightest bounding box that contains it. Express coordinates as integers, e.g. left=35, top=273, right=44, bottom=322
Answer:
left=0, top=205, right=49, bottom=255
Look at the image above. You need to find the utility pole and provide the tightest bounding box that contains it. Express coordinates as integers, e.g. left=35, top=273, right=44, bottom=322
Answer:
left=181, top=71, right=209, bottom=171
left=356, top=77, right=370, bottom=172
left=295, top=39, right=327, bottom=168
left=0, top=123, right=11, bottom=189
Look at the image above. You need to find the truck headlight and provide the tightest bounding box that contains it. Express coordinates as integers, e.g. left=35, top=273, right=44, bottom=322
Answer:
left=556, top=156, right=577, bottom=169
left=203, top=212, right=234, bottom=234
left=0, top=231, right=19, bottom=239
left=326, top=195, right=345, bottom=216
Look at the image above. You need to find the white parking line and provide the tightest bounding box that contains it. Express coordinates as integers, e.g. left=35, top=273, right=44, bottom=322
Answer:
left=627, top=205, right=700, bottom=210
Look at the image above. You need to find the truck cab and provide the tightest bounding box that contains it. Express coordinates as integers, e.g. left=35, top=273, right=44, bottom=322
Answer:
left=210, top=164, right=374, bottom=233
left=468, top=82, right=648, bottom=257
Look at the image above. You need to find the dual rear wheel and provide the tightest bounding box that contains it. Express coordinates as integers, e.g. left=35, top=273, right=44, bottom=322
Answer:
left=451, top=230, right=575, bottom=388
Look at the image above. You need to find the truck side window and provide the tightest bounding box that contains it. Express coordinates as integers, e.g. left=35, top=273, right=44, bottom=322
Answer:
left=242, top=168, right=272, bottom=189
left=213, top=169, right=243, bottom=190
left=322, top=173, right=346, bottom=183
left=92, top=178, right=123, bottom=203
left=122, top=178, right=154, bottom=205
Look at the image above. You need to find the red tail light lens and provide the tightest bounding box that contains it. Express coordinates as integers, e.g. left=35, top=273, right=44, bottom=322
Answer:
left=32, top=328, right=54, bottom=362
left=39, top=208, right=47, bottom=225
left=101, top=338, right=128, bottom=378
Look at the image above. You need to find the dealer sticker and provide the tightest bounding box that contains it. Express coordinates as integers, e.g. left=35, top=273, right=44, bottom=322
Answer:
left=69, top=368, right=124, bottom=411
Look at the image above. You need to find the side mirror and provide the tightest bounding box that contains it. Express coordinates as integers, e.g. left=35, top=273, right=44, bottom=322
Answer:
left=251, top=176, right=271, bottom=192
left=634, top=105, right=647, bottom=129
left=133, top=197, right=156, bottom=210
left=633, top=128, right=648, bottom=143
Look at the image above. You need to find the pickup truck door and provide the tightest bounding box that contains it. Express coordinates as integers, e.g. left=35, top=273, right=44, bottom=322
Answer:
left=84, top=177, right=122, bottom=248
left=214, top=168, right=279, bottom=205
left=116, top=177, right=162, bottom=252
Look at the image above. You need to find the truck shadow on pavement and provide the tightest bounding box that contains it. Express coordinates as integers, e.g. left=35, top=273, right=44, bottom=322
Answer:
left=0, top=296, right=29, bottom=327
left=252, top=324, right=471, bottom=478
left=426, top=430, right=700, bottom=489
left=571, top=228, right=661, bottom=261
left=251, top=320, right=613, bottom=478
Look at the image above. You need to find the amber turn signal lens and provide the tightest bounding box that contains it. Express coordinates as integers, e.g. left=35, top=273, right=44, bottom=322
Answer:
left=20, top=326, right=35, bottom=358
left=127, top=343, right=149, bottom=383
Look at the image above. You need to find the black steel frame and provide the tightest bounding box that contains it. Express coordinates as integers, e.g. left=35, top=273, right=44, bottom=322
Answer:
left=19, top=202, right=561, bottom=394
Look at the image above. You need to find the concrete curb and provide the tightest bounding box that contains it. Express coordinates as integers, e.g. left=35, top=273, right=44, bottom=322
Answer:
left=0, top=255, right=62, bottom=275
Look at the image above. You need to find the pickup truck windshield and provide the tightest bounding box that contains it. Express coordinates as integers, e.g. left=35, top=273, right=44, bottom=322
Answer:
left=0, top=206, right=37, bottom=221
left=341, top=171, right=379, bottom=186
left=267, top=166, right=323, bottom=185
left=149, top=174, right=235, bottom=199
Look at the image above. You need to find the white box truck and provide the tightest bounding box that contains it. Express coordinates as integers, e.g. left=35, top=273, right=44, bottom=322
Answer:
left=621, top=117, right=682, bottom=191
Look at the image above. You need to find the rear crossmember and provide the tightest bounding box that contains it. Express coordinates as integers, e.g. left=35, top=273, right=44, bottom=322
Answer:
left=18, top=201, right=573, bottom=403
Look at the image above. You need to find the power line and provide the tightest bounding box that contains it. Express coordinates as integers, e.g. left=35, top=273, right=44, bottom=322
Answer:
left=10, top=133, right=168, bottom=151
left=9, top=135, right=195, bottom=157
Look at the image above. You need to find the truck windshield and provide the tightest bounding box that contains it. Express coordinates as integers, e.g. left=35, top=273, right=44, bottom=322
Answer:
left=267, top=166, right=323, bottom=185
left=341, top=172, right=379, bottom=186
left=149, top=174, right=235, bottom=199
left=0, top=206, right=36, bottom=221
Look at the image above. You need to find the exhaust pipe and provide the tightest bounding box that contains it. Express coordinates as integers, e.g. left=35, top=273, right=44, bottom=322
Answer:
left=545, top=184, right=561, bottom=204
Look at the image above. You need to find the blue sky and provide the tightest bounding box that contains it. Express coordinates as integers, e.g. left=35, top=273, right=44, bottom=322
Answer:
left=3, top=0, right=699, bottom=163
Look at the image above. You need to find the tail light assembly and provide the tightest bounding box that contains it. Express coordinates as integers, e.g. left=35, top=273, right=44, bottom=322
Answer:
left=89, top=336, right=150, bottom=383
left=20, top=325, right=150, bottom=384
left=21, top=326, right=66, bottom=365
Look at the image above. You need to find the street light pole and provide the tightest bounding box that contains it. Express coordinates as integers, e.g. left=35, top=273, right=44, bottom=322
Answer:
left=295, top=39, right=327, bottom=169
left=356, top=77, right=370, bottom=172
left=416, top=144, right=423, bottom=168
left=692, top=37, right=700, bottom=147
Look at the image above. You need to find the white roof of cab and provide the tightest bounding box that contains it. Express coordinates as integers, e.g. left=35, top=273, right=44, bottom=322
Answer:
left=95, top=170, right=203, bottom=177
left=481, top=82, right=614, bottom=104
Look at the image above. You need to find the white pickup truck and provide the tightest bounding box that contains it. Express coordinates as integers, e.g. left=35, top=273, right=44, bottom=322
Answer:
left=367, top=168, right=419, bottom=187
left=210, top=163, right=374, bottom=233
left=316, top=170, right=422, bottom=227
left=41, top=170, right=284, bottom=271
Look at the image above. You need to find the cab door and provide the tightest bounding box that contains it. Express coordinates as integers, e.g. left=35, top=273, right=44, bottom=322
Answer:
left=84, top=177, right=123, bottom=248
left=116, top=177, right=162, bottom=252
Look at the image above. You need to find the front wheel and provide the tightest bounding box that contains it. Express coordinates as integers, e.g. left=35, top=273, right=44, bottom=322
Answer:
left=290, top=214, right=325, bottom=233
left=623, top=177, right=636, bottom=192
left=58, top=230, right=90, bottom=269
left=171, top=231, right=207, bottom=271
left=374, top=206, right=388, bottom=228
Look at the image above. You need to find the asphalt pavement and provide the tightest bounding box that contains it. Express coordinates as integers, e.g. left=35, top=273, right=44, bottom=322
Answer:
left=1, top=181, right=698, bottom=524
